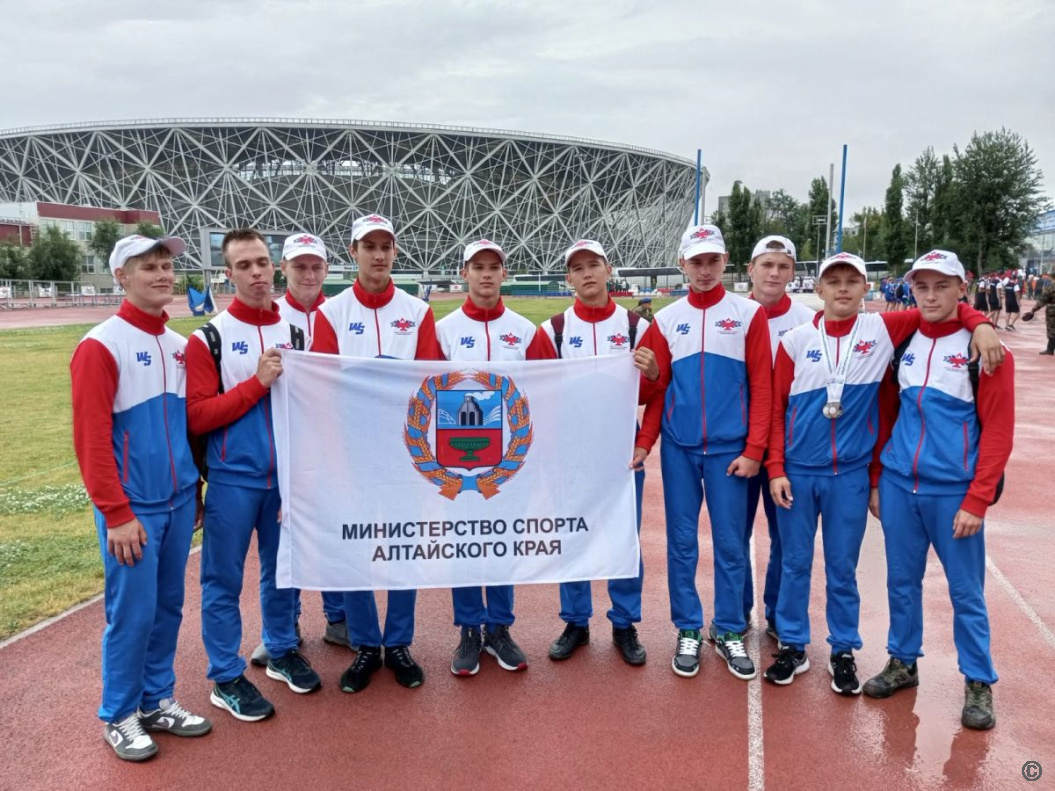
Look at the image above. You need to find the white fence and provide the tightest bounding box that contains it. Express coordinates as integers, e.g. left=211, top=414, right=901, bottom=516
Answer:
left=0, top=280, right=124, bottom=310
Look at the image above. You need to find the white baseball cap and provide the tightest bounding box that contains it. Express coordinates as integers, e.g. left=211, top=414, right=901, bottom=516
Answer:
left=463, top=239, right=507, bottom=265
left=350, top=214, right=396, bottom=243
left=905, top=250, right=966, bottom=283
left=563, top=239, right=608, bottom=266
left=109, top=234, right=186, bottom=274
left=281, top=233, right=327, bottom=262
left=750, top=235, right=797, bottom=262
left=680, top=225, right=726, bottom=259
left=818, top=251, right=867, bottom=279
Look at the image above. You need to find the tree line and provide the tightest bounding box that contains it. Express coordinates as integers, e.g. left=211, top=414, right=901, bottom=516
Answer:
left=0, top=219, right=164, bottom=281
left=708, top=128, right=1048, bottom=276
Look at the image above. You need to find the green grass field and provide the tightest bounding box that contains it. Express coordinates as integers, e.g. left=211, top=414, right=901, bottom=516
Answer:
left=0, top=296, right=671, bottom=639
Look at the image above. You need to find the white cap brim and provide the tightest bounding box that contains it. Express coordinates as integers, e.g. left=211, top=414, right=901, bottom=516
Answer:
left=681, top=241, right=726, bottom=259
left=109, top=235, right=186, bottom=273
left=905, top=262, right=965, bottom=283
left=464, top=243, right=506, bottom=264
left=818, top=259, right=867, bottom=279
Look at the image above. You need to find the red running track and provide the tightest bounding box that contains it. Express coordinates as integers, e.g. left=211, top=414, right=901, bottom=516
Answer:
left=0, top=302, right=1053, bottom=790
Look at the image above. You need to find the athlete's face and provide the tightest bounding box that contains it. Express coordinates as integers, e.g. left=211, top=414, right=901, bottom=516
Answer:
left=566, top=252, right=612, bottom=306
left=681, top=252, right=727, bottom=292
left=462, top=251, right=506, bottom=307
left=748, top=252, right=795, bottom=305
left=350, top=231, right=396, bottom=293
left=117, top=250, right=175, bottom=315
left=910, top=270, right=965, bottom=324
left=225, top=239, right=274, bottom=308
left=281, top=254, right=328, bottom=307
left=817, top=265, right=867, bottom=320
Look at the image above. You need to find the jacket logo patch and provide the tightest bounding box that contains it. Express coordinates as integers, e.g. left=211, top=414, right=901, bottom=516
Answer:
left=607, top=333, right=629, bottom=348
left=231, top=341, right=249, bottom=355
left=275, top=342, right=293, bottom=350
left=172, top=351, right=185, bottom=366
left=854, top=340, right=877, bottom=356
left=676, top=322, right=691, bottom=335
left=391, top=318, right=416, bottom=334
left=459, top=336, right=476, bottom=349
left=715, top=318, right=742, bottom=334
left=499, top=333, right=521, bottom=346
left=806, top=349, right=822, bottom=362
left=902, top=352, right=916, bottom=366
left=567, top=336, right=583, bottom=348
left=136, top=351, right=152, bottom=366
left=349, top=322, right=365, bottom=335
left=944, top=352, right=970, bottom=369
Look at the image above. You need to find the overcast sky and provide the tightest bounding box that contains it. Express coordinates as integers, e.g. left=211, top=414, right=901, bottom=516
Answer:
left=4, top=0, right=1052, bottom=215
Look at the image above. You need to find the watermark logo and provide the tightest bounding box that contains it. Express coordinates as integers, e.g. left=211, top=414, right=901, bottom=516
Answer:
left=1023, top=761, right=1042, bottom=782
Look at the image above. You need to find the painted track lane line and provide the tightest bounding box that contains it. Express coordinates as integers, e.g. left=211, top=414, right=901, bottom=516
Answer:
left=747, top=532, right=765, bottom=791
left=986, top=555, right=1055, bottom=651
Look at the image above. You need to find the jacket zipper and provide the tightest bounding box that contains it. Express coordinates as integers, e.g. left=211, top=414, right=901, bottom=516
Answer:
left=258, top=326, right=276, bottom=488
left=373, top=308, right=382, bottom=357
left=155, top=336, right=179, bottom=504
left=830, top=336, right=840, bottom=475
left=910, top=339, right=937, bottom=492
left=700, top=307, right=708, bottom=453
left=485, top=320, right=492, bottom=360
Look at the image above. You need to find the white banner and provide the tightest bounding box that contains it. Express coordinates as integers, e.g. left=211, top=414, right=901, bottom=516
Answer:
left=272, top=352, right=640, bottom=591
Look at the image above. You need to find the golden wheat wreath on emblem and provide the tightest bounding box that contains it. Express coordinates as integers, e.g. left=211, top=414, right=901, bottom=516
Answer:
left=403, top=371, right=533, bottom=500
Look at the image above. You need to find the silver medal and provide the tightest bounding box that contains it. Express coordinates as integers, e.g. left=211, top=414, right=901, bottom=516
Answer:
left=823, top=401, right=844, bottom=420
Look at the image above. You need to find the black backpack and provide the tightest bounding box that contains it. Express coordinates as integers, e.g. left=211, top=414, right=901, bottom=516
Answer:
left=192, top=322, right=305, bottom=478
left=890, top=336, right=1004, bottom=504
left=550, top=309, right=640, bottom=358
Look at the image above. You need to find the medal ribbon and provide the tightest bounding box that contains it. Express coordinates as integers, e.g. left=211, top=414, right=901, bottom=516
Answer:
left=817, top=316, right=859, bottom=411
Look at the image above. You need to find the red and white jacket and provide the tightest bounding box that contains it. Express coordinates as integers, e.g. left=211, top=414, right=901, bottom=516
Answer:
left=186, top=298, right=297, bottom=489
left=751, top=293, right=817, bottom=364
left=71, top=301, right=198, bottom=527
left=311, top=280, right=441, bottom=360
left=436, top=297, right=535, bottom=361
left=278, top=290, right=325, bottom=339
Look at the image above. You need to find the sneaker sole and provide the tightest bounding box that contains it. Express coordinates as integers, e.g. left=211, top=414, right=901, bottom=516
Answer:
left=671, top=657, right=700, bottom=678
left=209, top=691, right=274, bottom=722
left=764, top=657, right=810, bottom=686
left=265, top=665, right=322, bottom=694
left=392, top=674, right=424, bottom=689
left=450, top=660, right=481, bottom=677
left=715, top=644, right=757, bottom=680
left=485, top=645, right=528, bottom=672
left=827, top=662, right=863, bottom=695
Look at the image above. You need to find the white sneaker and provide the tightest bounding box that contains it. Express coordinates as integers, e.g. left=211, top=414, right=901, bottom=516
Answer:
left=103, top=712, right=158, bottom=762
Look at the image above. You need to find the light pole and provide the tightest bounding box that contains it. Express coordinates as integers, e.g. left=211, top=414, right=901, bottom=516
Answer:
left=862, top=213, right=868, bottom=261
left=814, top=215, right=827, bottom=275
left=913, top=208, right=919, bottom=261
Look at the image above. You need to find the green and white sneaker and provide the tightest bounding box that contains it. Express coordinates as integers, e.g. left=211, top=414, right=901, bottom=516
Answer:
left=672, top=629, right=703, bottom=678
left=715, top=631, right=756, bottom=680
left=103, top=712, right=157, bottom=762
left=139, top=698, right=213, bottom=737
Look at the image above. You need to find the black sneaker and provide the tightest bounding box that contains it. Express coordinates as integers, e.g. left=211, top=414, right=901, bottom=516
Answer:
left=548, top=623, right=590, bottom=661
left=266, top=650, right=322, bottom=694
left=210, top=675, right=275, bottom=722
left=385, top=645, right=425, bottom=688
left=451, top=626, right=483, bottom=676
left=612, top=625, right=646, bottom=666
left=103, top=713, right=157, bottom=762
left=484, top=624, right=528, bottom=671
left=962, top=681, right=996, bottom=730
left=715, top=631, right=756, bottom=680
left=863, top=657, right=919, bottom=699
left=340, top=646, right=382, bottom=693
left=829, top=651, right=862, bottom=695
left=672, top=629, right=702, bottom=678
left=764, top=645, right=810, bottom=685
left=138, top=698, right=213, bottom=737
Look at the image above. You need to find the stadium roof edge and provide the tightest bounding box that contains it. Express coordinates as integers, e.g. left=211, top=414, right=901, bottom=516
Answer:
left=0, top=117, right=697, bottom=167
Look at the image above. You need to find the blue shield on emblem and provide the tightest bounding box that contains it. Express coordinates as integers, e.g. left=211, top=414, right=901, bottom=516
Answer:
left=436, top=389, right=503, bottom=470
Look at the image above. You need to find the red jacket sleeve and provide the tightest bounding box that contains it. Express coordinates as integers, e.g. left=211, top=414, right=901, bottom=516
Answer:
left=765, top=343, right=794, bottom=479
left=310, top=310, right=339, bottom=354
left=870, top=375, right=901, bottom=487
left=70, top=339, right=135, bottom=528
left=415, top=309, right=443, bottom=360
left=185, top=334, right=268, bottom=436
left=526, top=327, right=558, bottom=360
left=961, top=352, right=1015, bottom=517
left=743, top=308, right=773, bottom=461
left=880, top=303, right=989, bottom=347
left=635, top=322, right=672, bottom=451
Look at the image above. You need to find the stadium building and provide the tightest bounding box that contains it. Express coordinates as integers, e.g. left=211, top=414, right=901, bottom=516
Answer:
left=0, top=118, right=702, bottom=275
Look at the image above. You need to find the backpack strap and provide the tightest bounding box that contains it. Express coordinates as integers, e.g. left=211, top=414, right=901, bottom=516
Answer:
left=200, top=321, right=225, bottom=395
left=550, top=312, right=566, bottom=359
left=627, top=310, right=641, bottom=350
left=290, top=325, right=305, bottom=351
left=889, top=334, right=913, bottom=386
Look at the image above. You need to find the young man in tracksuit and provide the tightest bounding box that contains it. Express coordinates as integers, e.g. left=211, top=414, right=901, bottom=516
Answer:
left=437, top=240, right=536, bottom=676
left=72, top=235, right=212, bottom=762
left=527, top=239, right=660, bottom=667
left=636, top=225, right=772, bottom=681
left=187, top=229, right=322, bottom=723
left=249, top=233, right=353, bottom=668
left=742, top=236, right=816, bottom=641
left=863, top=250, right=1014, bottom=730
left=311, top=213, right=443, bottom=693
left=764, top=252, right=999, bottom=695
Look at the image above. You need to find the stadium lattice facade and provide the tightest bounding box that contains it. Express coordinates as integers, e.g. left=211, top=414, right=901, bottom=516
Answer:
left=0, top=118, right=700, bottom=273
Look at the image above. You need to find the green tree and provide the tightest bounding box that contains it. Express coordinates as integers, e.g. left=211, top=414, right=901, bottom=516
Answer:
left=135, top=221, right=165, bottom=239
left=88, top=218, right=122, bottom=264
left=708, top=207, right=727, bottom=232
left=883, top=164, right=908, bottom=273
left=28, top=225, right=82, bottom=281
left=806, top=177, right=838, bottom=260
left=931, top=154, right=957, bottom=252
left=726, top=181, right=764, bottom=273
left=764, top=189, right=800, bottom=238
left=841, top=207, right=884, bottom=259
left=0, top=240, right=31, bottom=279
left=952, top=128, right=1048, bottom=273
left=905, top=147, right=941, bottom=254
